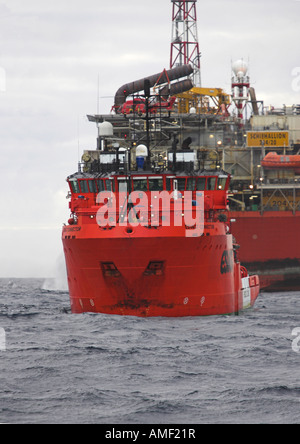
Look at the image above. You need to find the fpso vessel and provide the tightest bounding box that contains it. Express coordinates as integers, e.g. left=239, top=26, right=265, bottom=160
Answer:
left=62, top=99, right=259, bottom=316
left=89, top=63, right=300, bottom=292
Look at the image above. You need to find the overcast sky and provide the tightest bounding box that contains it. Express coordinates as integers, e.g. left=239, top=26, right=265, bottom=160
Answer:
left=0, top=0, right=299, bottom=279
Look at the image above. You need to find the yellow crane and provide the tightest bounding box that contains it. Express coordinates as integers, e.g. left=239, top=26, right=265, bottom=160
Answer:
left=176, top=87, right=231, bottom=115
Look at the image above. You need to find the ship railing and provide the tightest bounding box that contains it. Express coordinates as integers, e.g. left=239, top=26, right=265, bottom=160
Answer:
left=74, top=204, right=229, bottom=231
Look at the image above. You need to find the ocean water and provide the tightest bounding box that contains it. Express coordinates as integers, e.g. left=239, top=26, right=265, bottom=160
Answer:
left=0, top=277, right=299, bottom=424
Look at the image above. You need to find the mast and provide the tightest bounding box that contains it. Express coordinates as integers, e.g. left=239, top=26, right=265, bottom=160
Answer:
left=170, top=0, right=201, bottom=87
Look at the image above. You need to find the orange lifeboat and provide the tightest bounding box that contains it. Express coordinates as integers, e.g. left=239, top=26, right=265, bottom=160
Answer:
left=261, top=152, right=300, bottom=174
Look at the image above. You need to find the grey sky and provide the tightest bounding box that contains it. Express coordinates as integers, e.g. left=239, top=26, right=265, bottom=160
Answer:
left=0, top=0, right=299, bottom=277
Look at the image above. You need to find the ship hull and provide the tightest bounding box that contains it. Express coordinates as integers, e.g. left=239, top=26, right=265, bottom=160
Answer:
left=63, top=225, right=259, bottom=317
left=231, top=211, right=300, bottom=291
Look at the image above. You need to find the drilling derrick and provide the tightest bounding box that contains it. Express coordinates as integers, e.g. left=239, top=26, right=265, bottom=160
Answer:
left=170, top=0, right=201, bottom=87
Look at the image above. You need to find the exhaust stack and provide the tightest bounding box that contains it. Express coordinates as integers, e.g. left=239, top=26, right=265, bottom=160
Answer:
left=114, top=64, right=193, bottom=110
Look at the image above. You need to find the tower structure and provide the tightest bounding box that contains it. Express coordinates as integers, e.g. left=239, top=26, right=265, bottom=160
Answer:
left=170, top=0, right=201, bottom=87
left=231, top=59, right=250, bottom=123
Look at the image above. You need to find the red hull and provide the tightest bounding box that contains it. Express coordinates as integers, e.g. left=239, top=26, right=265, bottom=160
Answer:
left=63, top=223, right=259, bottom=317
left=231, top=211, right=300, bottom=290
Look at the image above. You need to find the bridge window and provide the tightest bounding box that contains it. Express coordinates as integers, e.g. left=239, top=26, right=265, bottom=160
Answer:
left=69, top=179, right=80, bottom=193
left=217, top=177, right=227, bottom=190
left=79, top=180, right=89, bottom=193
left=207, top=177, right=216, bottom=190
left=88, top=180, right=97, bottom=193
left=133, top=179, right=148, bottom=192
left=96, top=180, right=105, bottom=192
left=187, top=178, right=196, bottom=191
left=166, top=177, right=173, bottom=191
left=105, top=179, right=115, bottom=192
left=196, top=178, right=206, bottom=191
left=177, top=178, right=186, bottom=191
left=149, top=178, right=163, bottom=191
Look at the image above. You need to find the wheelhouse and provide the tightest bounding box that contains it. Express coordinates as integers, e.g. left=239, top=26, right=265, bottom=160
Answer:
left=68, top=173, right=229, bottom=195
left=67, top=172, right=230, bottom=215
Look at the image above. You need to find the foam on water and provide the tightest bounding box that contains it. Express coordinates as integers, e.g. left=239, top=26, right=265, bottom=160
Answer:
left=42, top=255, right=68, bottom=292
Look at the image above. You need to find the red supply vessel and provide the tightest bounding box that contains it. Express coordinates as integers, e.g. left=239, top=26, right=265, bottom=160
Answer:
left=63, top=170, right=259, bottom=317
